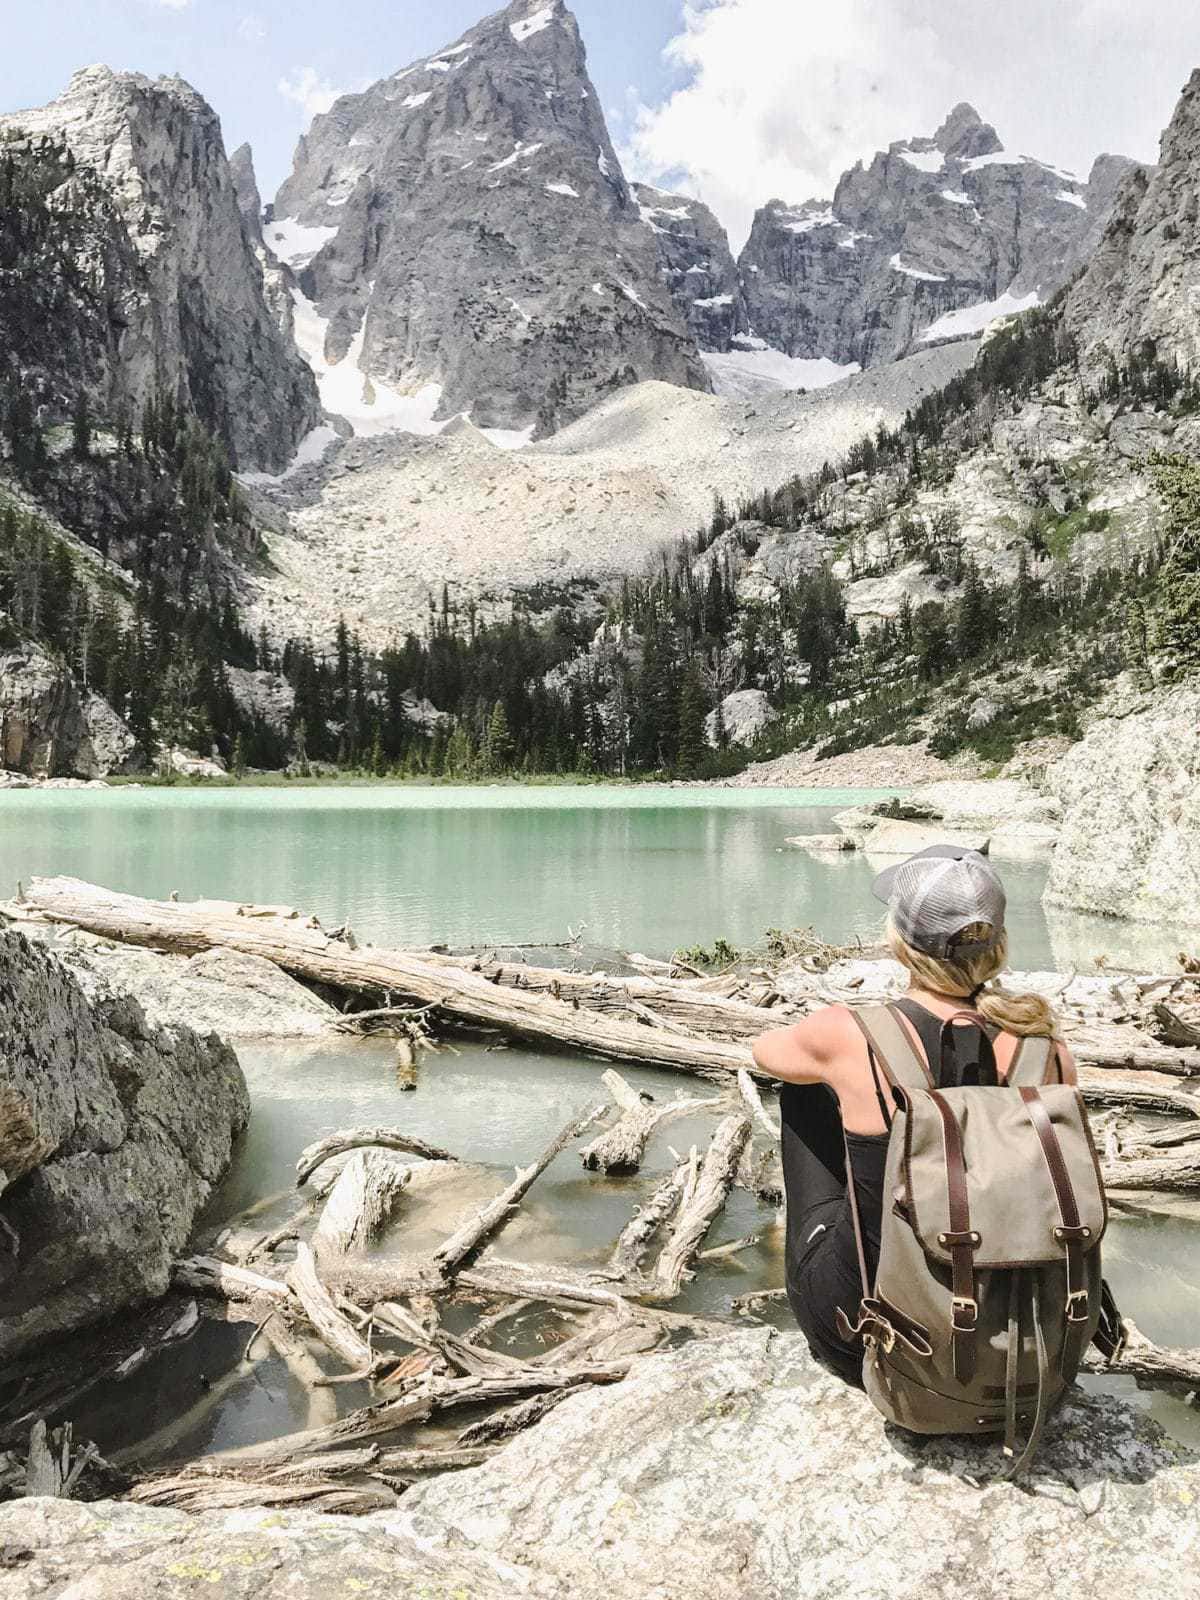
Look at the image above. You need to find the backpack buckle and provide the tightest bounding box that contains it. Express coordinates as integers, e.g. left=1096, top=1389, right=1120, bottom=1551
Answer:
left=1065, top=1289, right=1090, bottom=1323
left=951, top=1296, right=978, bottom=1332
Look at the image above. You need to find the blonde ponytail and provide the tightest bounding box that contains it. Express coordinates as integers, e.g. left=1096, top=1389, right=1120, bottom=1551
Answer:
left=886, top=922, right=1058, bottom=1040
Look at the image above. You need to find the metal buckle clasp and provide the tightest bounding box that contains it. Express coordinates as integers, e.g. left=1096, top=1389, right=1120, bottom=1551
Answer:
left=1066, top=1290, right=1090, bottom=1324
left=951, top=1296, right=978, bottom=1332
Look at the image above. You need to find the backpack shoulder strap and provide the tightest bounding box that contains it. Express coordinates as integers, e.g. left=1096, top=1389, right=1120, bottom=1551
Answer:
left=1004, top=1034, right=1060, bottom=1087
left=849, top=1003, right=935, bottom=1095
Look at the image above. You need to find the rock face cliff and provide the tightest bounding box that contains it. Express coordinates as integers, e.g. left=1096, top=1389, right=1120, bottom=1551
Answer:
left=0, top=926, right=249, bottom=1359
left=7, top=1331, right=1200, bottom=1598
left=0, top=68, right=320, bottom=471
left=739, top=104, right=1138, bottom=369
left=633, top=181, right=745, bottom=351
left=0, top=641, right=140, bottom=778
left=270, top=0, right=709, bottom=439
left=1065, top=68, right=1200, bottom=375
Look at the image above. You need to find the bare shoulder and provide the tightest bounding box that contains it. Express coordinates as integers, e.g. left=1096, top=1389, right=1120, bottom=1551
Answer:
left=750, top=1003, right=863, bottom=1085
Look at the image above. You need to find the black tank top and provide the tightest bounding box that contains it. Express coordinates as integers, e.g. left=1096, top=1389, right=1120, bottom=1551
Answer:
left=780, top=1000, right=1000, bottom=1385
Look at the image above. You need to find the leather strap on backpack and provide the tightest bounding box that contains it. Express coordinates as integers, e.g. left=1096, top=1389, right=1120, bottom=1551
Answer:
left=1007, top=1035, right=1061, bottom=1087
left=849, top=1005, right=936, bottom=1095
left=928, top=1088, right=980, bottom=1385
left=1020, top=1086, right=1092, bottom=1377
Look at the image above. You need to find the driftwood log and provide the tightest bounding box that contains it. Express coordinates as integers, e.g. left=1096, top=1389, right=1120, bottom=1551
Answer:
left=15, top=879, right=754, bottom=1078
left=17, top=879, right=1200, bottom=1090
left=432, top=1103, right=607, bottom=1274
left=296, top=1128, right=455, bottom=1186
left=654, top=1113, right=752, bottom=1294
left=580, top=1070, right=720, bottom=1174
left=286, top=1245, right=377, bottom=1376
left=311, top=1152, right=409, bottom=1262
left=1083, top=1317, right=1200, bottom=1388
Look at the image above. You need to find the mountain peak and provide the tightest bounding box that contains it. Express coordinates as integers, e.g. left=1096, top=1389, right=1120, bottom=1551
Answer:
left=934, top=102, right=1002, bottom=159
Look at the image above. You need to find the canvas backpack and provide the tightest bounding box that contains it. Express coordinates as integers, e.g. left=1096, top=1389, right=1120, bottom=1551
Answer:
left=835, top=1003, right=1124, bottom=1475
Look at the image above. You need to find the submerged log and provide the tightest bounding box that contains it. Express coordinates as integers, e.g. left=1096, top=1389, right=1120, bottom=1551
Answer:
left=608, top=1162, right=690, bottom=1279
left=286, top=1245, right=377, bottom=1375
left=297, top=1128, right=455, bottom=1187
left=174, top=1255, right=290, bottom=1304
left=432, top=1102, right=607, bottom=1274
left=654, top=1113, right=752, bottom=1295
left=312, top=1152, right=410, bottom=1260
left=579, top=1070, right=721, bottom=1174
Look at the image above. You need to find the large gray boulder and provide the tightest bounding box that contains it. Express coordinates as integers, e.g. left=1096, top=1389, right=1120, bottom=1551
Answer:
left=739, top=103, right=1138, bottom=369
left=46, top=936, right=337, bottom=1040
left=7, top=1331, right=1200, bottom=1598
left=271, top=0, right=709, bottom=438
left=0, top=928, right=249, bottom=1359
left=1044, top=685, right=1200, bottom=929
left=0, top=68, right=320, bottom=471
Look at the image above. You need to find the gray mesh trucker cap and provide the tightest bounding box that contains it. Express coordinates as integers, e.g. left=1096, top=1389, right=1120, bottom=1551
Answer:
left=871, top=844, right=1005, bottom=958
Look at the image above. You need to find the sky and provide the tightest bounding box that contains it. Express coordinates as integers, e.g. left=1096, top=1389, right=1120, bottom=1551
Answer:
left=5, top=0, right=1200, bottom=251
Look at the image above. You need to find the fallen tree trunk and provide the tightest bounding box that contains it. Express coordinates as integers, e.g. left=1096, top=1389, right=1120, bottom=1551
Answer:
left=1083, top=1318, right=1200, bottom=1387
left=312, top=1152, right=409, bottom=1261
left=579, top=1070, right=720, bottom=1174
left=23, top=880, right=1200, bottom=1095
left=19, top=879, right=754, bottom=1078
left=174, top=1255, right=290, bottom=1304
left=296, top=1128, right=455, bottom=1187
left=1099, top=1147, right=1200, bottom=1193
left=654, top=1113, right=752, bottom=1295
left=208, top=1366, right=632, bottom=1469
left=1077, top=1068, right=1200, bottom=1119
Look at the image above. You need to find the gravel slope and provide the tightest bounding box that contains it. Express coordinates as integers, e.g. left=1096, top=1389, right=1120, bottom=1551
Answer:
left=243, top=341, right=977, bottom=649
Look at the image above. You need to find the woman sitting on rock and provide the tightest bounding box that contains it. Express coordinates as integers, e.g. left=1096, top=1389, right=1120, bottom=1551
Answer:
left=751, top=844, right=1076, bottom=1389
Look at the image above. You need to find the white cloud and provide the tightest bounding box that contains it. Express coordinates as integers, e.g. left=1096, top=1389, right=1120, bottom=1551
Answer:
left=238, top=13, right=267, bottom=41
left=278, top=67, right=347, bottom=120
left=150, top=0, right=192, bottom=9
left=626, top=0, right=1200, bottom=253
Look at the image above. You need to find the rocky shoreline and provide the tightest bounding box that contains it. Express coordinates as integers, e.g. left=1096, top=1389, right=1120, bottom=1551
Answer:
left=7, top=1329, right=1200, bottom=1600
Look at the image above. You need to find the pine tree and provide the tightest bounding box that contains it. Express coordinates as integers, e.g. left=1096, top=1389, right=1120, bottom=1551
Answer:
left=954, top=563, right=990, bottom=663
left=1150, top=454, right=1200, bottom=675
left=484, top=700, right=513, bottom=774
left=675, top=664, right=708, bottom=778
left=71, top=392, right=92, bottom=460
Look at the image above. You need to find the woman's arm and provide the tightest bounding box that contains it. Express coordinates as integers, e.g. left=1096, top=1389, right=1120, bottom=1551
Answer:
left=751, top=1006, right=851, bottom=1086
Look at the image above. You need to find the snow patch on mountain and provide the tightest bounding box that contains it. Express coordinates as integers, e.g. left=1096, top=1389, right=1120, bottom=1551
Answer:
left=264, top=218, right=338, bottom=268
left=240, top=424, right=341, bottom=485
left=703, top=348, right=860, bottom=400
left=511, top=5, right=555, bottom=41
left=920, top=287, right=1040, bottom=342
left=889, top=253, right=947, bottom=282
left=897, top=147, right=945, bottom=173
